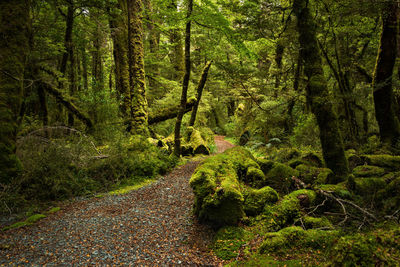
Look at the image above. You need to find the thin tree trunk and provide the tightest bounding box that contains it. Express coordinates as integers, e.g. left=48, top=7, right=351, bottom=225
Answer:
left=168, top=0, right=184, bottom=81
left=293, top=0, right=349, bottom=182
left=0, top=0, right=30, bottom=184
left=174, top=0, right=193, bottom=156
left=128, top=0, right=149, bottom=135
left=373, top=2, right=400, bottom=147
left=189, top=61, right=212, bottom=126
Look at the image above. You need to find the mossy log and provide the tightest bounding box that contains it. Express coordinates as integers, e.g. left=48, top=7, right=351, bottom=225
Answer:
left=148, top=98, right=196, bottom=125
left=188, top=128, right=209, bottom=155
left=190, top=147, right=272, bottom=227
left=40, top=81, right=93, bottom=130
left=361, top=154, right=400, bottom=171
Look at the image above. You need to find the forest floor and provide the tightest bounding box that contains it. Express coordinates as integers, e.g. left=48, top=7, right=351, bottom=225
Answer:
left=0, top=136, right=234, bottom=266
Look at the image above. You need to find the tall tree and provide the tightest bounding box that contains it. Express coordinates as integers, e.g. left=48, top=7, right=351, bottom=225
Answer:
left=372, top=2, right=400, bottom=147
left=0, top=0, right=30, bottom=184
left=293, top=0, right=349, bottom=182
left=127, top=0, right=149, bottom=135
left=174, top=0, right=193, bottom=156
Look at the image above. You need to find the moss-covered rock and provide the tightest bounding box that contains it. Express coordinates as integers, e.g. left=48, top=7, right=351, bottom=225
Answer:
left=264, top=189, right=316, bottom=227
left=259, top=226, right=338, bottom=254
left=295, top=164, right=334, bottom=185
left=245, top=167, right=266, bottom=188
left=347, top=154, right=363, bottom=171
left=212, top=226, right=254, bottom=260
left=315, top=183, right=352, bottom=199
left=243, top=186, right=279, bottom=216
left=352, top=165, right=385, bottom=177
left=303, top=216, right=333, bottom=229
left=256, top=158, right=275, bottom=173
left=361, top=154, right=400, bottom=171
left=301, top=152, right=323, bottom=167
left=190, top=147, right=265, bottom=227
left=377, top=176, right=400, bottom=213
left=354, top=177, right=386, bottom=196
left=188, top=128, right=210, bottom=155
left=264, top=163, right=299, bottom=193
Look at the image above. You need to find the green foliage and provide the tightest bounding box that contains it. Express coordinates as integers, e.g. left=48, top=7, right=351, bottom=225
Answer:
left=290, top=113, right=321, bottom=149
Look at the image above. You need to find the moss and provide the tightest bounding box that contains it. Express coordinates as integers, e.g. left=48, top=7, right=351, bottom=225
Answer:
left=354, top=177, right=386, bottom=196
left=260, top=226, right=338, bottom=254
left=361, top=154, right=400, bottom=171
left=352, top=165, right=385, bottom=177
left=257, top=158, right=275, bottom=173
left=264, top=190, right=316, bottom=227
left=315, top=183, right=352, bottom=199
left=188, top=128, right=210, bottom=155
left=3, top=214, right=46, bottom=231
left=295, top=164, right=334, bottom=185
left=109, top=179, right=155, bottom=195
left=212, top=226, right=254, bottom=260
left=25, top=214, right=46, bottom=224
left=303, top=216, right=333, bottom=229
left=301, top=152, right=323, bottom=167
left=377, top=176, right=400, bottom=213
left=246, top=167, right=266, bottom=188
left=264, top=163, right=299, bottom=193
left=243, top=186, right=279, bottom=216
left=47, top=207, right=61, bottom=214
left=347, top=154, right=363, bottom=171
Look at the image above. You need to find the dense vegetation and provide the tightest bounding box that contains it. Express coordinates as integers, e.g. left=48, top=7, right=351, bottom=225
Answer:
left=1, top=0, right=400, bottom=265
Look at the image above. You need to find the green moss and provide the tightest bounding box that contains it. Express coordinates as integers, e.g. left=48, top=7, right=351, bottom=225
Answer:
left=265, top=163, right=299, bottom=193
left=377, top=176, right=400, bottom=213
left=25, top=214, right=46, bottom=223
left=303, top=216, right=333, bottom=229
left=246, top=167, right=266, bottom=188
left=47, top=207, right=61, bottom=214
left=3, top=213, right=46, bottom=231
left=300, top=152, right=323, bottom=167
left=212, top=226, right=254, bottom=260
left=362, top=154, right=400, bottom=171
left=243, top=186, right=279, bottom=216
left=315, top=183, right=352, bottom=199
left=257, top=158, right=275, bottom=173
left=352, top=165, right=385, bottom=177
left=264, top=190, right=316, bottom=227
left=260, top=226, right=338, bottom=254
left=3, top=221, right=30, bottom=231
left=295, top=164, right=334, bottom=185
left=109, top=179, right=155, bottom=195
left=354, top=177, right=386, bottom=196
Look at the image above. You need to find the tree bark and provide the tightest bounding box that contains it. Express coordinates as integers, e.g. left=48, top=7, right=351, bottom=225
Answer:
left=128, top=0, right=149, bottom=135
left=189, top=61, right=212, bottom=126
left=174, top=0, right=193, bottom=156
left=372, top=2, right=400, bottom=147
left=149, top=98, right=196, bottom=125
left=293, top=0, right=349, bottom=182
left=168, top=0, right=184, bottom=81
left=0, top=0, right=30, bottom=184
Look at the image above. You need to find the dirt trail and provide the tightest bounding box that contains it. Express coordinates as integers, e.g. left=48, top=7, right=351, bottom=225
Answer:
left=0, top=136, right=234, bottom=266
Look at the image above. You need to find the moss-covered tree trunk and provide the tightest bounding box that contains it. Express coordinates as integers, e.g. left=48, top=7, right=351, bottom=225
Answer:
left=293, top=0, right=349, bottom=182
left=174, top=0, right=193, bottom=156
left=110, top=2, right=131, bottom=117
left=189, top=61, right=212, bottom=127
left=372, top=2, right=400, bottom=147
left=0, top=0, right=30, bottom=184
left=168, top=0, right=184, bottom=81
left=273, top=39, right=285, bottom=95
left=127, top=0, right=149, bottom=135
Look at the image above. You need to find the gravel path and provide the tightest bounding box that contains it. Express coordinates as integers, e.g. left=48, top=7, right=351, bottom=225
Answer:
left=0, top=137, right=234, bottom=266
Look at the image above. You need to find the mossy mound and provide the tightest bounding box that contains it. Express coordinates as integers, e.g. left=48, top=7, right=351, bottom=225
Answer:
left=352, top=165, right=385, bottom=177
left=264, top=163, right=299, bottom=193
left=259, top=226, right=338, bottom=254
left=190, top=147, right=264, bottom=227
left=329, top=228, right=400, bottom=266
left=361, top=154, right=400, bottom=171
left=354, top=177, right=386, bottom=196
left=315, top=183, right=352, bottom=199
left=264, top=189, right=316, bottom=227
left=377, top=176, right=400, bottom=213
left=300, top=152, right=323, bottom=167
left=243, top=186, right=279, bottom=216
left=295, top=164, right=334, bottom=185
left=212, top=226, right=254, bottom=260
left=303, top=216, right=333, bottom=229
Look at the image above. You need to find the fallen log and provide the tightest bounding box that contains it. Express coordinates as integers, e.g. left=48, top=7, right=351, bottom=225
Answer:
left=148, top=98, right=196, bottom=125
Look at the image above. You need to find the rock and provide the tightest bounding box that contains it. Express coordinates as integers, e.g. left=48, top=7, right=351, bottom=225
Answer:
left=243, top=186, right=279, bottom=216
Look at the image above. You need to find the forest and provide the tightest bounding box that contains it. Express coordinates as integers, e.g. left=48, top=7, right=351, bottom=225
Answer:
left=1, top=0, right=400, bottom=265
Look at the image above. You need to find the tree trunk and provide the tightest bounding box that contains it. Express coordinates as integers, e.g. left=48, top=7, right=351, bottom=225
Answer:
left=0, top=0, right=30, bottom=184
left=189, top=61, right=212, bottom=127
left=373, top=3, right=400, bottom=147
left=128, top=0, right=149, bottom=135
left=274, top=39, right=285, bottom=95
left=168, top=0, right=184, bottom=81
left=293, top=0, right=349, bottom=182
left=174, top=0, right=193, bottom=156
left=110, top=3, right=131, bottom=117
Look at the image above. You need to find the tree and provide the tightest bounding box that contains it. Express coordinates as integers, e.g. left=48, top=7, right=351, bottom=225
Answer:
left=293, top=0, right=349, bottom=182
left=127, top=0, right=149, bottom=135
left=0, top=0, right=30, bottom=184
left=174, top=0, right=193, bottom=156
left=372, top=2, right=400, bottom=148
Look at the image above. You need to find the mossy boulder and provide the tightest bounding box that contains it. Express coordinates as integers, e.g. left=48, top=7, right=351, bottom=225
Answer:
left=303, top=216, right=333, bottom=229
left=245, top=167, right=266, bottom=188
left=377, top=176, right=400, bottom=213
left=264, top=163, right=299, bottom=193
left=352, top=165, right=385, bottom=177
left=354, top=177, right=386, bottom=196
left=295, top=164, right=334, bottom=185
left=190, top=147, right=265, bottom=227
left=301, top=152, right=323, bottom=167
left=243, top=186, right=279, bottom=216
left=264, top=189, right=316, bottom=227
left=259, top=226, right=338, bottom=254
left=256, top=158, right=275, bottom=173
left=361, top=154, right=400, bottom=171
left=315, top=183, right=352, bottom=199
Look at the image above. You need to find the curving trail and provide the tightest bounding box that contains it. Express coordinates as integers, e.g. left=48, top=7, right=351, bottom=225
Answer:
left=0, top=136, right=234, bottom=266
